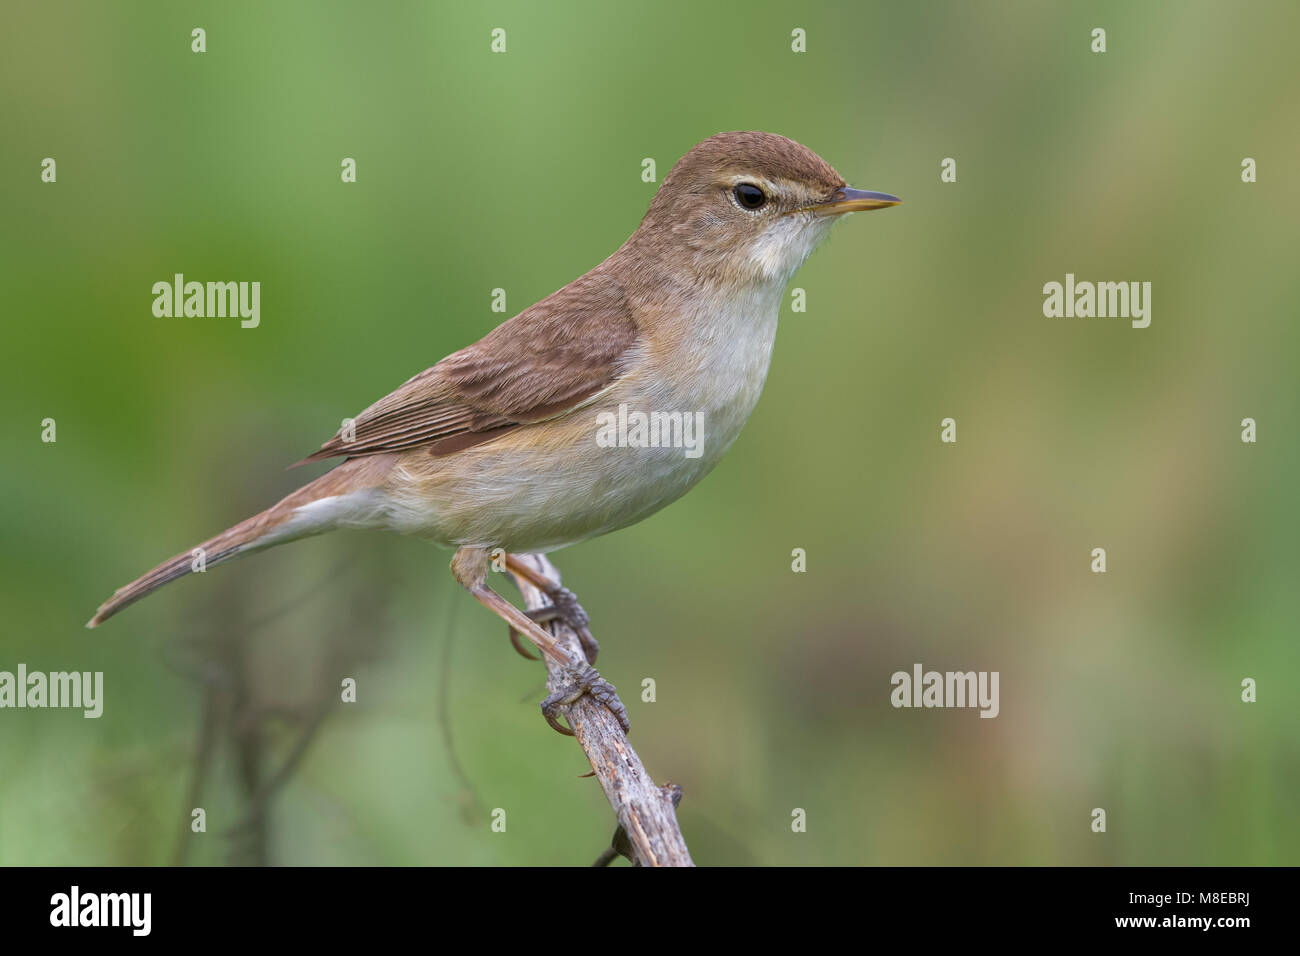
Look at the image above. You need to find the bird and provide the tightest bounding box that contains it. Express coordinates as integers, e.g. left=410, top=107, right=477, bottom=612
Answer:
left=88, top=131, right=900, bottom=733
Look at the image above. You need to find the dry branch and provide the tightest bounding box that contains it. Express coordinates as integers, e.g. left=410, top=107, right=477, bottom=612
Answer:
left=510, top=553, right=694, bottom=867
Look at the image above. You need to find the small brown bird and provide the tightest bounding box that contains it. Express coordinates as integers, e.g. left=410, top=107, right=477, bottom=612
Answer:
left=89, top=131, right=900, bottom=731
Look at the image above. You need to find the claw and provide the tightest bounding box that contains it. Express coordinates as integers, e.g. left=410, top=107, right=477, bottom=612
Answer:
left=540, top=662, right=630, bottom=736
left=527, top=587, right=600, bottom=664
left=507, top=626, right=540, bottom=661
left=575, top=625, right=600, bottom=665
left=543, top=708, right=577, bottom=736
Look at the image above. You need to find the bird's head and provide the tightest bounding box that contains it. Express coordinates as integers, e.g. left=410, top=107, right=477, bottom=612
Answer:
left=634, top=131, right=900, bottom=287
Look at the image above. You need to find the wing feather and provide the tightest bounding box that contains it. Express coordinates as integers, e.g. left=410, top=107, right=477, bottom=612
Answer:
left=294, top=271, right=639, bottom=465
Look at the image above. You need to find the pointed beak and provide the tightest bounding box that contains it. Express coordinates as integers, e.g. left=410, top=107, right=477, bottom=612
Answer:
left=808, top=187, right=902, bottom=216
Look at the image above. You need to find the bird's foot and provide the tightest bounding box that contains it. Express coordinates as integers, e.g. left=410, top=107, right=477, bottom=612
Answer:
left=508, top=585, right=600, bottom=663
left=541, top=662, right=629, bottom=736
left=529, top=585, right=600, bottom=662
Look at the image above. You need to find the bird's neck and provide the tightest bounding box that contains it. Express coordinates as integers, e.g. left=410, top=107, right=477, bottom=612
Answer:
left=612, top=232, right=793, bottom=323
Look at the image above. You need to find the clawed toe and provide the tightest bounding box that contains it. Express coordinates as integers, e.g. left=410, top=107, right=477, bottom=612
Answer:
left=541, top=663, right=630, bottom=736
left=513, top=584, right=600, bottom=664
left=500, top=557, right=617, bottom=733
left=506, top=626, right=540, bottom=660
left=527, top=586, right=599, bottom=663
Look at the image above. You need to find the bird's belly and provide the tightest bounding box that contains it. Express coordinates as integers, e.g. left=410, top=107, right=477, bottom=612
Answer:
left=386, top=393, right=752, bottom=552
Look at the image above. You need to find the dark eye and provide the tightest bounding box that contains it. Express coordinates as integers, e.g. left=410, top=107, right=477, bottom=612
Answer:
left=733, top=183, right=767, bottom=210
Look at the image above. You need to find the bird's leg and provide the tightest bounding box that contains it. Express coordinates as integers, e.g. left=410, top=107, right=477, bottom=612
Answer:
left=451, top=547, right=628, bottom=735
left=504, top=553, right=600, bottom=664
left=451, top=547, right=569, bottom=662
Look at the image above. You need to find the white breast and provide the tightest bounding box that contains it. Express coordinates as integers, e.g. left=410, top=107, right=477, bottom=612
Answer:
left=667, top=280, right=784, bottom=463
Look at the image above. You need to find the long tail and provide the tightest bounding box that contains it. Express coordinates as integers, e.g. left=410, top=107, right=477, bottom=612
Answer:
left=87, top=457, right=393, bottom=628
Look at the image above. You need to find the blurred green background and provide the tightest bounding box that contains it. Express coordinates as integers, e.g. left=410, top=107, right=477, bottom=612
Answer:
left=2, top=0, right=1297, bottom=865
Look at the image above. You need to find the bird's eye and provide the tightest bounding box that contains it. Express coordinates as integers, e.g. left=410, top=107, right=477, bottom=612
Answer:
left=733, top=183, right=767, bottom=210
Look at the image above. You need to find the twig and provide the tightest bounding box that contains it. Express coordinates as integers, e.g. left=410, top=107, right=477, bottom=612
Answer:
left=223, top=696, right=333, bottom=842
left=509, top=553, right=694, bottom=867
left=436, top=592, right=485, bottom=824
left=172, top=683, right=220, bottom=866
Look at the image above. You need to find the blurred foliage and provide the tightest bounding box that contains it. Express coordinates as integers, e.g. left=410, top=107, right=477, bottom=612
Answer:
left=1, top=1, right=1297, bottom=865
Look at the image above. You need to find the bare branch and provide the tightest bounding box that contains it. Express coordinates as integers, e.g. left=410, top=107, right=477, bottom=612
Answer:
left=510, top=553, right=694, bottom=867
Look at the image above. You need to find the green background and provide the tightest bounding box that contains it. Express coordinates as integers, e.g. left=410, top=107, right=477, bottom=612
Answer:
left=2, top=0, right=1296, bottom=865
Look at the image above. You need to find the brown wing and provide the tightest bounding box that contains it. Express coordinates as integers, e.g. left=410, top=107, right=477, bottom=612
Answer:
left=293, top=270, right=640, bottom=465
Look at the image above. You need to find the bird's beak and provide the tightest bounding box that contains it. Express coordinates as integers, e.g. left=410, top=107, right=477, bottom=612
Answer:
left=807, top=187, right=902, bottom=216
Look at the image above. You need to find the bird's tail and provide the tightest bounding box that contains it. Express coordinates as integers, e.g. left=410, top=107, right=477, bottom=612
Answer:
left=87, top=457, right=393, bottom=628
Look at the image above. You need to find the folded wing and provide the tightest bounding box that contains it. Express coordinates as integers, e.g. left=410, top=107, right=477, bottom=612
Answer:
left=294, top=271, right=640, bottom=465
